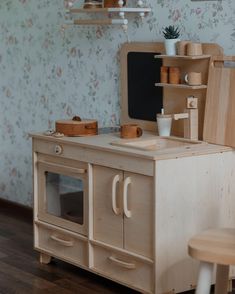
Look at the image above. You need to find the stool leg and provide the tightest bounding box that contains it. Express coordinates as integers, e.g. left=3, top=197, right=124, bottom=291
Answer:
left=215, top=264, right=229, bottom=294
left=195, top=261, right=214, bottom=294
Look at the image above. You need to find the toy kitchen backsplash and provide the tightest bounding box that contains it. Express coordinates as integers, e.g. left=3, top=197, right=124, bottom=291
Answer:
left=0, top=0, right=234, bottom=206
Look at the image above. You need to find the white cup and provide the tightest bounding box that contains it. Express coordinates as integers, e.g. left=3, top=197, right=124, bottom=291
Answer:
left=157, top=114, right=172, bottom=136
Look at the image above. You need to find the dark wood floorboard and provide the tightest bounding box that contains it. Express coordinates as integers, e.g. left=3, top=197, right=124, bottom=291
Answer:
left=0, top=202, right=234, bottom=294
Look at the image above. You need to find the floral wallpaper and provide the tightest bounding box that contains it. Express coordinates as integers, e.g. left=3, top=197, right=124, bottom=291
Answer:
left=0, top=0, right=234, bottom=206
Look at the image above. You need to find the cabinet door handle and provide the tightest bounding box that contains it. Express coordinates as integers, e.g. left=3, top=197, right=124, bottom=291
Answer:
left=112, top=174, right=121, bottom=215
left=123, top=177, right=132, bottom=218
left=108, top=256, right=136, bottom=269
left=50, top=234, right=74, bottom=247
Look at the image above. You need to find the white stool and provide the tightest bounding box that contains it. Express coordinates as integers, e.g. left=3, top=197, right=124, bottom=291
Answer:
left=188, top=228, right=235, bottom=294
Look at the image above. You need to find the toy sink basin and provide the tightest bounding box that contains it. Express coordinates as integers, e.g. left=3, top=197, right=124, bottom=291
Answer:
left=110, top=136, right=204, bottom=151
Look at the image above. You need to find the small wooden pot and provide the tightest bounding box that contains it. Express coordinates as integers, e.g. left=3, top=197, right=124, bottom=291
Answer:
left=169, top=67, right=181, bottom=84
left=56, top=119, right=98, bottom=136
left=187, top=43, right=203, bottom=56
left=176, top=40, right=191, bottom=56
left=83, top=0, right=103, bottom=8
left=160, top=66, right=168, bottom=83
left=103, top=0, right=126, bottom=7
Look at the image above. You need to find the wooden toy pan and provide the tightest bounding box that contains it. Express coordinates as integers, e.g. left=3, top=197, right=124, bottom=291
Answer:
left=55, top=116, right=98, bottom=137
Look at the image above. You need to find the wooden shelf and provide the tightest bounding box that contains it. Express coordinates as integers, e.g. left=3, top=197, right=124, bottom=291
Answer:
left=68, top=7, right=151, bottom=14
left=72, top=19, right=128, bottom=25
left=154, top=55, right=211, bottom=60
left=155, top=83, right=207, bottom=90
left=64, top=7, right=151, bottom=27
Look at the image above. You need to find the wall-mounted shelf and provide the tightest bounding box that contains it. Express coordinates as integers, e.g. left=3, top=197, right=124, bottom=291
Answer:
left=155, top=83, right=207, bottom=90
left=64, top=2, right=151, bottom=28
left=68, top=7, right=151, bottom=14
left=154, top=55, right=211, bottom=60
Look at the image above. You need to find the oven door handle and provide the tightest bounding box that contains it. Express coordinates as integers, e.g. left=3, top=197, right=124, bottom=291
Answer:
left=37, top=160, right=87, bottom=174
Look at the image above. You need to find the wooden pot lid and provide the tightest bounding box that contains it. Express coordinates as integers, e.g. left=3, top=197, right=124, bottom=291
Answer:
left=56, top=117, right=98, bottom=137
left=203, top=56, right=235, bottom=147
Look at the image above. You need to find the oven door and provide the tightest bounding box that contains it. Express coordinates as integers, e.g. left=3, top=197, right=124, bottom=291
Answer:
left=37, top=160, right=88, bottom=236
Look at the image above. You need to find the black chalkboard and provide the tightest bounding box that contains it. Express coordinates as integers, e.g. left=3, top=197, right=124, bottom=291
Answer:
left=127, top=52, right=163, bottom=121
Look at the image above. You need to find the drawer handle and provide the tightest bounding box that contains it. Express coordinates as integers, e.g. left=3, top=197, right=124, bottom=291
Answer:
left=50, top=234, right=74, bottom=247
left=108, top=256, right=136, bottom=269
left=123, top=177, right=132, bottom=218
left=112, top=174, right=121, bottom=215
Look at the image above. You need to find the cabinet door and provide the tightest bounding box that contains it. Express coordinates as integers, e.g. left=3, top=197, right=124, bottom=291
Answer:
left=93, top=165, right=123, bottom=248
left=123, top=172, right=153, bottom=258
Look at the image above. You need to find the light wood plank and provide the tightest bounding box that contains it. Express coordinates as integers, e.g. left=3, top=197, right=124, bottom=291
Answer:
left=155, top=83, right=207, bottom=89
left=154, top=152, right=235, bottom=293
left=93, top=165, right=123, bottom=248
left=123, top=172, right=154, bottom=259
left=203, top=56, right=235, bottom=147
left=154, top=55, right=211, bottom=60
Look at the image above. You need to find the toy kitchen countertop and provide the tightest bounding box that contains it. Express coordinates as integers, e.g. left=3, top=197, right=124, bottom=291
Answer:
left=31, top=129, right=231, bottom=161
left=31, top=127, right=235, bottom=294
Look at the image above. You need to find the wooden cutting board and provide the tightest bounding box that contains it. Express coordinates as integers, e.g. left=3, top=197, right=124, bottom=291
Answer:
left=203, top=56, right=235, bottom=147
left=56, top=118, right=98, bottom=136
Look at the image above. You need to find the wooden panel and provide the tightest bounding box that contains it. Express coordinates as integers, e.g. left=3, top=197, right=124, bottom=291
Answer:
left=162, top=57, right=210, bottom=140
left=203, top=56, right=235, bottom=147
left=120, top=42, right=223, bottom=138
left=93, top=165, right=123, bottom=248
left=92, top=244, right=153, bottom=293
left=124, top=172, right=154, bottom=259
left=33, top=138, right=155, bottom=176
left=36, top=223, right=88, bottom=267
left=154, top=151, right=235, bottom=294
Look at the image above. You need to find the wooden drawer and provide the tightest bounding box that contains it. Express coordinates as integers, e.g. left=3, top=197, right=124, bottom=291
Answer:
left=92, top=245, right=153, bottom=293
left=33, top=138, right=84, bottom=160
left=33, top=137, right=154, bottom=176
left=36, top=224, right=88, bottom=267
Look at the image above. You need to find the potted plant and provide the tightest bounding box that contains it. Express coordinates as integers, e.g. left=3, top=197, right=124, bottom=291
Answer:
left=162, top=25, right=180, bottom=56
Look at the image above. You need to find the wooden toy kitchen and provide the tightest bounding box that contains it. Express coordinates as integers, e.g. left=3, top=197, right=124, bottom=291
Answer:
left=31, top=42, right=235, bottom=294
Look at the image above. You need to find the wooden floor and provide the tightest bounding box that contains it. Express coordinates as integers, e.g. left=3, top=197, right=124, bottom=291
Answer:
left=0, top=202, right=234, bottom=294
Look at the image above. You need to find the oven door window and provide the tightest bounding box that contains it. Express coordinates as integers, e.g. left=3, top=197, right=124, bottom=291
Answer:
left=45, top=172, right=84, bottom=225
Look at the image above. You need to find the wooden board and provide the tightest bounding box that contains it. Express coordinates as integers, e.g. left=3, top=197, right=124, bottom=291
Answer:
left=203, top=56, right=235, bottom=147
